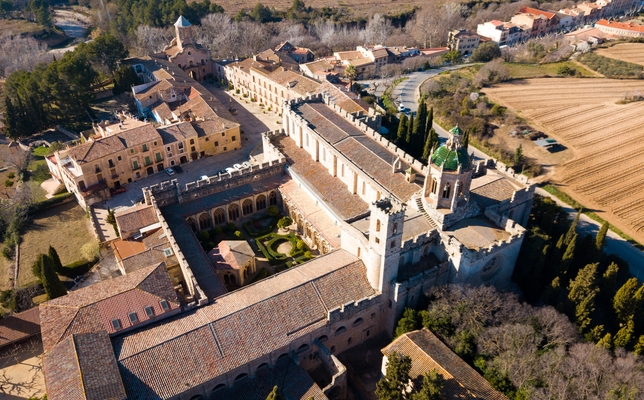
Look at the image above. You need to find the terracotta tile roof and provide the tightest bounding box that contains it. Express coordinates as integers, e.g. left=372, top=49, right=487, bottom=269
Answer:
left=230, top=57, right=269, bottom=73
left=296, top=102, right=420, bottom=202
left=157, top=121, right=199, bottom=144
left=313, top=82, right=367, bottom=114
left=112, top=251, right=374, bottom=399
left=65, top=124, right=161, bottom=164
left=383, top=329, right=507, bottom=400
left=335, top=51, right=363, bottom=60
left=348, top=58, right=374, bottom=67
left=371, top=48, right=388, bottom=58
left=519, top=6, right=556, bottom=19
left=257, top=49, right=299, bottom=68
left=269, top=69, right=320, bottom=96
left=596, top=19, right=644, bottom=32
left=39, top=264, right=180, bottom=352
left=115, top=229, right=178, bottom=273
left=210, top=357, right=328, bottom=400
left=470, top=172, right=520, bottom=210
left=114, top=204, right=159, bottom=236
left=273, top=135, right=369, bottom=221
left=0, top=307, right=41, bottom=349
left=43, top=331, right=127, bottom=400
left=152, top=102, right=173, bottom=121
left=209, top=240, right=254, bottom=271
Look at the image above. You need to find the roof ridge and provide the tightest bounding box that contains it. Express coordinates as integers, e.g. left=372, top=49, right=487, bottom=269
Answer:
left=70, top=335, right=87, bottom=396
left=51, top=308, right=81, bottom=348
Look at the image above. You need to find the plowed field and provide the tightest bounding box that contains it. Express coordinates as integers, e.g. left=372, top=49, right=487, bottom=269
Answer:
left=596, top=43, right=644, bottom=66
left=485, top=78, right=644, bottom=243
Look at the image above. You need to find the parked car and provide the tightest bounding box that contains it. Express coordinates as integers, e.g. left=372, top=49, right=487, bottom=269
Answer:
left=225, top=167, right=236, bottom=175
left=233, top=163, right=243, bottom=171
left=111, top=187, right=126, bottom=194
left=165, top=168, right=175, bottom=176
left=172, top=165, right=183, bottom=174
left=242, top=161, right=252, bottom=169
left=218, top=169, right=227, bottom=176
left=398, top=103, right=406, bottom=112
left=199, top=175, right=209, bottom=181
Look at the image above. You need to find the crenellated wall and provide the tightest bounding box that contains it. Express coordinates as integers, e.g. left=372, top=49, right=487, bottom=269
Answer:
left=327, top=295, right=381, bottom=325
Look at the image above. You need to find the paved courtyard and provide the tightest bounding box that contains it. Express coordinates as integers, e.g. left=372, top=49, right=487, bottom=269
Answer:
left=0, top=339, right=45, bottom=399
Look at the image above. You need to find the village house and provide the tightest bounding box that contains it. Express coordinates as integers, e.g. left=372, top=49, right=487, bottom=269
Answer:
left=477, top=20, right=530, bottom=46
left=275, top=41, right=315, bottom=64
left=447, top=29, right=482, bottom=56
left=594, top=19, right=644, bottom=37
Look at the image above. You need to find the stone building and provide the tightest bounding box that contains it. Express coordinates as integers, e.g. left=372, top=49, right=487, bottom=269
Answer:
left=162, top=16, right=213, bottom=81
left=41, top=93, right=534, bottom=399
left=447, top=29, right=482, bottom=56
left=209, top=240, right=257, bottom=288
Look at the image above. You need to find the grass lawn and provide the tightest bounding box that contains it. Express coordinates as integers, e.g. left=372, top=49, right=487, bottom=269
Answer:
left=0, top=246, right=13, bottom=291
left=18, top=201, right=94, bottom=286
left=504, top=61, right=597, bottom=79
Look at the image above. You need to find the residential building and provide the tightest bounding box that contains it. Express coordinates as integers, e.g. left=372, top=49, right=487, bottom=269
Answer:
left=0, top=308, right=41, bottom=350
left=477, top=21, right=529, bottom=45
left=357, top=45, right=389, bottom=70
left=275, top=41, right=315, bottom=64
left=382, top=329, right=508, bottom=399
left=447, top=29, right=481, bottom=55
left=511, top=12, right=550, bottom=37
left=300, top=59, right=342, bottom=82
left=595, top=19, right=644, bottom=36
left=516, top=7, right=561, bottom=34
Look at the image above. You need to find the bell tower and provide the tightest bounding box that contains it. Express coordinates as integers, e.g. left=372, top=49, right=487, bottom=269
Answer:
left=364, top=198, right=405, bottom=296
left=174, top=15, right=194, bottom=51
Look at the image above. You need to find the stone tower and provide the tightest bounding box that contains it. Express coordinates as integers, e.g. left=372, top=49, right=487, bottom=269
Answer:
left=174, top=15, right=194, bottom=51
left=423, top=126, right=474, bottom=214
left=365, top=198, right=405, bottom=296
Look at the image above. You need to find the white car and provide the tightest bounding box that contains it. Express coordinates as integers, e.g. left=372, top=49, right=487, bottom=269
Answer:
left=225, top=167, right=236, bottom=175
left=165, top=168, right=175, bottom=176
left=242, top=161, right=252, bottom=169
left=199, top=175, right=209, bottom=181
left=398, top=103, right=406, bottom=112
left=233, top=163, right=243, bottom=171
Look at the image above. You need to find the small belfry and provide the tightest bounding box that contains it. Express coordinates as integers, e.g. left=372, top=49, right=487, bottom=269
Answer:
left=174, top=15, right=194, bottom=50
left=423, top=125, right=474, bottom=214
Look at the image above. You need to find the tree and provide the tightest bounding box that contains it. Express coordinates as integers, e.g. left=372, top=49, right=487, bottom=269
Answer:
left=425, top=106, right=433, bottom=141
left=634, top=335, right=644, bottom=355
left=277, top=216, right=292, bottom=229
left=375, top=352, right=412, bottom=400
left=31, top=254, right=44, bottom=280
left=397, top=115, right=409, bottom=147
left=113, top=65, right=141, bottom=96
left=442, top=50, right=463, bottom=65
left=595, top=222, right=608, bottom=253
left=250, top=3, right=272, bottom=23
left=564, top=211, right=581, bottom=246
left=411, top=370, right=445, bottom=400
left=613, top=278, right=642, bottom=324
left=266, top=386, right=284, bottom=400
left=48, top=246, right=63, bottom=273
left=267, top=205, right=280, bottom=217
left=395, top=308, right=420, bottom=338
left=567, top=263, right=599, bottom=332
left=344, top=65, right=357, bottom=91
left=412, top=102, right=428, bottom=158
left=3, top=97, right=21, bottom=140
left=559, top=233, right=577, bottom=276
left=613, top=317, right=634, bottom=349
left=513, top=145, right=523, bottom=168
left=82, top=34, right=128, bottom=75
left=470, top=42, right=501, bottom=62
left=41, top=254, right=67, bottom=300
left=406, top=114, right=414, bottom=148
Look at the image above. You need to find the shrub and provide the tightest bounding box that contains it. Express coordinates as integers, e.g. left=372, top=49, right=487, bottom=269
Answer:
left=304, top=251, right=312, bottom=259
left=198, top=230, right=210, bottom=241
left=267, top=205, right=279, bottom=217
left=296, top=240, right=306, bottom=250
left=228, top=84, right=234, bottom=91
left=225, top=223, right=237, bottom=232
left=578, top=52, right=643, bottom=78
left=267, top=106, right=272, bottom=111
left=490, top=104, right=506, bottom=116
left=5, top=179, right=13, bottom=187
left=277, top=216, right=292, bottom=229
left=213, top=226, right=223, bottom=235
left=471, top=42, right=501, bottom=62
left=7, top=172, right=15, bottom=179
left=234, top=230, right=243, bottom=238
left=80, top=240, right=99, bottom=262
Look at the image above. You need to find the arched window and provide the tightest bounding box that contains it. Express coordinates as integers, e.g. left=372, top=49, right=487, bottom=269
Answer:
left=228, top=204, right=240, bottom=221
left=317, top=335, right=328, bottom=343
left=335, top=326, right=346, bottom=336
left=256, top=195, right=267, bottom=210
left=224, top=275, right=230, bottom=285
left=212, top=384, right=226, bottom=393
left=213, top=208, right=226, bottom=225
left=431, top=178, right=438, bottom=194
left=353, top=318, right=364, bottom=327
left=442, top=183, right=451, bottom=199
left=187, top=217, right=197, bottom=232
left=393, top=223, right=398, bottom=234
left=296, top=344, right=310, bottom=353
left=257, top=363, right=269, bottom=371
left=229, top=275, right=236, bottom=285
left=199, top=214, right=211, bottom=230
left=234, top=373, right=248, bottom=382
left=269, top=191, right=277, bottom=206
left=376, top=219, right=381, bottom=232
left=190, top=396, right=204, bottom=400
left=242, top=199, right=253, bottom=216
left=278, top=353, right=289, bottom=360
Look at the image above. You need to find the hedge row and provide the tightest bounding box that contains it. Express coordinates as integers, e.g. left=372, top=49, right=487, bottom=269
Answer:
left=27, top=192, right=74, bottom=215
left=243, top=216, right=279, bottom=237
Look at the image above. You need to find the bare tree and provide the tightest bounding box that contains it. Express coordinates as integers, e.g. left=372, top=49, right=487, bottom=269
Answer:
left=133, top=25, right=174, bottom=56
left=312, top=19, right=337, bottom=47
left=0, top=339, right=43, bottom=397
left=0, top=33, right=52, bottom=78
left=361, top=14, right=393, bottom=45
left=407, top=2, right=466, bottom=48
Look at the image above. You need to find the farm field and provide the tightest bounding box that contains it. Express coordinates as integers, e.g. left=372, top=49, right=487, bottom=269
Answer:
left=485, top=78, right=644, bottom=244
left=17, top=201, right=94, bottom=287
left=596, top=43, right=644, bottom=66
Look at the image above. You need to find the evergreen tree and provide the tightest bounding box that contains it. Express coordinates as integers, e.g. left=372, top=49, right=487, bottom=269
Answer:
left=412, top=102, right=428, bottom=158
left=595, top=222, right=609, bottom=253
left=600, top=262, right=620, bottom=299
left=613, top=278, right=642, bottom=324
left=375, top=352, right=412, bottom=400
left=542, top=276, right=562, bottom=306
left=597, top=333, right=612, bottom=350
left=41, top=254, right=67, bottom=300
left=513, top=145, right=523, bottom=167
left=266, top=386, right=284, bottom=400
left=31, top=254, right=45, bottom=280
left=411, top=370, right=445, bottom=400
left=425, top=106, right=434, bottom=142
left=634, top=335, right=644, bottom=355
left=462, top=128, right=470, bottom=150
left=394, top=308, right=420, bottom=338
left=3, top=97, right=21, bottom=140
left=48, top=246, right=63, bottom=273
left=613, top=317, right=635, bottom=349
left=564, top=211, right=581, bottom=246
left=567, top=263, right=599, bottom=332
left=396, top=115, right=409, bottom=147
left=405, top=113, right=414, bottom=149
left=559, top=233, right=577, bottom=276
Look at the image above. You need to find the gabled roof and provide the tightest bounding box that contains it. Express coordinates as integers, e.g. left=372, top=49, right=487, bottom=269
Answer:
left=39, top=263, right=180, bottom=352
left=158, top=121, right=199, bottom=144
left=112, top=250, right=375, bottom=399
left=174, top=15, right=191, bottom=27
left=43, top=331, right=127, bottom=400
left=596, top=19, right=644, bottom=33
left=518, top=6, right=557, bottom=19
left=114, top=204, right=159, bottom=236
left=383, top=329, right=507, bottom=400
left=0, top=307, right=41, bottom=349
left=313, top=82, right=368, bottom=114
left=209, top=240, right=255, bottom=270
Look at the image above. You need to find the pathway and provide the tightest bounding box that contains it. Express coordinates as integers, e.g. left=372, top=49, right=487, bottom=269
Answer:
left=91, top=206, right=117, bottom=243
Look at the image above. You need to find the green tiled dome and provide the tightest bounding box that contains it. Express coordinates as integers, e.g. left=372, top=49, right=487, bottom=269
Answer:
left=430, top=145, right=470, bottom=171
left=450, top=125, right=463, bottom=136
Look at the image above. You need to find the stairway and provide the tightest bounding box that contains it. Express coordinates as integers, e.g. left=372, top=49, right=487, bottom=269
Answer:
left=414, top=196, right=438, bottom=230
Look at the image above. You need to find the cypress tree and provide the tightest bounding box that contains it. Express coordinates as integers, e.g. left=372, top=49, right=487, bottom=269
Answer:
left=567, top=262, right=599, bottom=332
left=613, top=317, right=635, bottom=349
left=564, top=210, right=581, bottom=245
left=462, top=128, right=470, bottom=150
left=4, top=97, right=21, bottom=140
left=413, top=102, right=428, bottom=158
left=41, top=254, right=67, bottom=300
left=613, top=278, right=641, bottom=323
left=32, top=254, right=45, bottom=280
left=595, top=222, right=608, bottom=252
left=560, top=233, right=577, bottom=276
left=425, top=106, right=434, bottom=142
left=375, top=352, right=412, bottom=400
left=48, top=246, right=63, bottom=273
left=266, top=386, right=284, bottom=400
left=396, top=114, right=408, bottom=147
left=405, top=113, right=414, bottom=149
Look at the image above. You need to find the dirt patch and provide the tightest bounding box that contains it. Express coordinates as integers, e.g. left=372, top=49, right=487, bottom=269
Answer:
left=485, top=78, right=644, bottom=244
left=596, top=43, right=644, bottom=67
left=18, top=201, right=94, bottom=286
left=276, top=240, right=293, bottom=255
